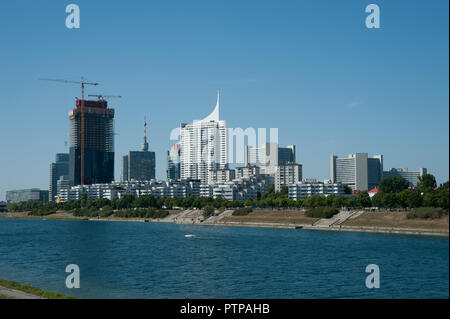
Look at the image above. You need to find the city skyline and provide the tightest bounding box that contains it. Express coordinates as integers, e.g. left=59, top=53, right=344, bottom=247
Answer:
left=0, top=0, right=449, bottom=200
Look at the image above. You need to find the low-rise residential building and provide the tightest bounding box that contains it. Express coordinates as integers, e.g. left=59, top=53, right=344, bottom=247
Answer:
left=58, top=179, right=202, bottom=202
left=235, top=165, right=260, bottom=180
left=288, top=182, right=345, bottom=200
left=208, top=168, right=236, bottom=185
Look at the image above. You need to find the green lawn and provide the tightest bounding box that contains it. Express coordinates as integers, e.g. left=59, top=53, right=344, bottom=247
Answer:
left=0, top=279, right=75, bottom=299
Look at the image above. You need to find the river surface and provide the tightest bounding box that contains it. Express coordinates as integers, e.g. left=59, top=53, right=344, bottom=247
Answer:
left=0, top=218, right=448, bottom=298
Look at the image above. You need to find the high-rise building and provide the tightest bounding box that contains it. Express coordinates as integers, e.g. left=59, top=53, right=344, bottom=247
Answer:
left=330, top=153, right=383, bottom=191
left=167, top=143, right=181, bottom=180
left=49, top=153, right=69, bottom=201
left=6, top=188, right=49, bottom=204
left=275, top=163, right=303, bottom=192
left=278, top=145, right=296, bottom=165
left=245, top=143, right=297, bottom=175
left=383, top=167, right=427, bottom=187
left=180, top=91, right=227, bottom=184
left=69, top=98, right=115, bottom=186
left=122, top=118, right=156, bottom=181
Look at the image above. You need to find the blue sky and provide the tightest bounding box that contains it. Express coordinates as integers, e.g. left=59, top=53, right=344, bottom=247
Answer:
left=0, top=0, right=448, bottom=200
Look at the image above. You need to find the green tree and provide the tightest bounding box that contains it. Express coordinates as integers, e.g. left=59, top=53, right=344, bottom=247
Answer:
left=343, top=185, right=352, bottom=195
left=378, top=176, right=409, bottom=193
left=417, top=174, right=437, bottom=192
left=381, top=193, right=399, bottom=208
left=422, top=191, right=438, bottom=207
left=406, top=190, right=423, bottom=208
left=357, top=191, right=371, bottom=207
left=202, top=205, right=214, bottom=218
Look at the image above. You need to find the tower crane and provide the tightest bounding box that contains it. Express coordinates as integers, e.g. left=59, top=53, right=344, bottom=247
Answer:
left=40, top=77, right=99, bottom=185
left=88, top=94, right=122, bottom=100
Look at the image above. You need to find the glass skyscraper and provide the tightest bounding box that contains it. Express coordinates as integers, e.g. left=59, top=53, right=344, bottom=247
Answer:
left=49, top=153, right=69, bottom=201
left=167, top=143, right=181, bottom=180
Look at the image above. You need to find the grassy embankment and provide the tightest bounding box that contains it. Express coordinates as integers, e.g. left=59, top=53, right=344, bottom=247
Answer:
left=0, top=279, right=75, bottom=299
left=222, top=209, right=319, bottom=225
left=343, top=210, right=449, bottom=230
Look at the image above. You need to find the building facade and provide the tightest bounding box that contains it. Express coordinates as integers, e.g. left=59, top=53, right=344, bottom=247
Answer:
left=167, top=143, right=181, bottom=180
left=69, top=98, right=115, bottom=186
left=6, top=188, right=49, bottom=204
left=288, top=182, right=345, bottom=200
left=208, top=168, right=236, bottom=185
left=330, top=153, right=383, bottom=191
left=245, top=143, right=297, bottom=175
left=383, top=168, right=427, bottom=187
left=275, top=163, right=303, bottom=192
left=180, top=91, right=227, bottom=184
left=122, top=118, right=156, bottom=181
left=235, top=165, right=260, bottom=180
left=49, top=153, right=69, bottom=201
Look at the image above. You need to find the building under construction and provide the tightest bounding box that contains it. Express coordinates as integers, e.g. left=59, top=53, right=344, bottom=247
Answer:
left=69, top=98, right=115, bottom=186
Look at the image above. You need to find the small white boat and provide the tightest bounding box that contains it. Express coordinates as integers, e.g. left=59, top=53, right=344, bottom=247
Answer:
left=184, top=234, right=195, bottom=238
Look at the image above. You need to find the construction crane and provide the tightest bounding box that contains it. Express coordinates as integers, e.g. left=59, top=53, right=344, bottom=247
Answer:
left=40, top=77, right=99, bottom=185
left=88, top=94, right=122, bottom=100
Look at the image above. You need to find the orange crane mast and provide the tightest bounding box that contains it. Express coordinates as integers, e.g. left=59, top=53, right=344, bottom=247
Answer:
left=40, top=77, right=99, bottom=185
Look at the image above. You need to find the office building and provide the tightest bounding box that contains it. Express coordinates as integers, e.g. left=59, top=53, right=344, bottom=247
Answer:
left=245, top=143, right=297, bottom=175
left=330, top=153, right=383, bottom=191
left=180, top=91, right=227, bottom=184
left=69, top=98, right=115, bottom=186
left=167, top=143, right=181, bottom=180
left=278, top=145, right=296, bottom=164
left=275, top=163, right=303, bottom=192
left=383, top=168, right=427, bottom=187
left=122, top=118, right=156, bottom=181
left=6, top=188, right=49, bottom=204
left=49, top=153, right=69, bottom=201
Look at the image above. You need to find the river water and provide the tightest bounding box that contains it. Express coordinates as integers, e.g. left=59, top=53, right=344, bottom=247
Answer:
left=0, top=218, right=448, bottom=298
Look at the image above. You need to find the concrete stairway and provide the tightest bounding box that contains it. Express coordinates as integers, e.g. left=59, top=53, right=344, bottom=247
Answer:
left=203, top=210, right=234, bottom=224
left=313, top=210, right=363, bottom=228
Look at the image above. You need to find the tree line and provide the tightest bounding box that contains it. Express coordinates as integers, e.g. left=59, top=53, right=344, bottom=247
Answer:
left=5, top=174, right=449, bottom=215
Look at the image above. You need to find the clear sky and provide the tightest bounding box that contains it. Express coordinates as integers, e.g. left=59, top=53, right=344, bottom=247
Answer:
left=0, top=0, right=448, bottom=200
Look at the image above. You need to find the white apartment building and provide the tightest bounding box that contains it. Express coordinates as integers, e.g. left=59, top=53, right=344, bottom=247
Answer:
left=288, top=182, right=345, bottom=200
left=58, top=180, right=201, bottom=202
left=235, top=165, right=260, bottom=180
left=180, top=91, right=227, bottom=184
left=200, top=177, right=267, bottom=201
left=275, top=163, right=303, bottom=192
left=208, top=168, right=236, bottom=185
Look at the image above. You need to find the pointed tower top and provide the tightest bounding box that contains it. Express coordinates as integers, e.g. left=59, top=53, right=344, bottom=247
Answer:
left=200, top=90, right=220, bottom=122
left=141, top=116, right=149, bottom=151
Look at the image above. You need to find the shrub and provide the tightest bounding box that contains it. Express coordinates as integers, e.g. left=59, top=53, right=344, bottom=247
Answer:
left=305, top=207, right=339, bottom=219
left=406, top=207, right=446, bottom=219
left=202, top=205, right=215, bottom=218
left=232, top=207, right=253, bottom=216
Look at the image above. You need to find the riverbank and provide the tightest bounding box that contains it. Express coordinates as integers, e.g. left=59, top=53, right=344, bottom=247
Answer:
left=0, top=279, right=74, bottom=299
left=1, top=209, right=448, bottom=237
